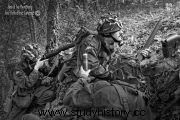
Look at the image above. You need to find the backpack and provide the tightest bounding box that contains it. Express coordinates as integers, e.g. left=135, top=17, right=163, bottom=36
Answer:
left=63, top=79, right=152, bottom=120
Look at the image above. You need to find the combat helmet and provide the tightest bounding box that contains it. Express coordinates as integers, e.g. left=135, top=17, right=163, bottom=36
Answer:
left=162, top=33, right=180, bottom=58
left=21, top=43, right=41, bottom=63
left=97, top=16, right=123, bottom=36
left=20, top=43, right=41, bottom=75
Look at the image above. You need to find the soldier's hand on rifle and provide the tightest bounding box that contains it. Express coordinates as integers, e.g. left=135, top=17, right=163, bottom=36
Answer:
left=34, top=58, right=47, bottom=71
left=79, top=66, right=91, bottom=79
left=136, top=48, right=151, bottom=61
left=140, top=48, right=151, bottom=58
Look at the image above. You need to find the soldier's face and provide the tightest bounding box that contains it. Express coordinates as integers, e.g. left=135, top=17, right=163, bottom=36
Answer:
left=112, top=30, right=123, bottom=42
left=104, top=38, right=115, bottom=53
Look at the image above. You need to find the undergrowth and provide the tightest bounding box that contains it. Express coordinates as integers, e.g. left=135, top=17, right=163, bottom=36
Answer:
left=56, top=2, right=180, bottom=55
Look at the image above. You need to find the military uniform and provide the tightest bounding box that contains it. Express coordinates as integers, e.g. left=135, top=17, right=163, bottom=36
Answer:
left=62, top=17, right=152, bottom=120
left=75, top=35, right=115, bottom=80
left=140, top=34, right=180, bottom=119
left=57, top=21, right=121, bottom=102
left=63, top=78, right=152, bottom=120
left=58, top=34, right=116, bottom=104
left=6, top=62, right=57, bottom=120
left=6, top=44, right=59, bottom=120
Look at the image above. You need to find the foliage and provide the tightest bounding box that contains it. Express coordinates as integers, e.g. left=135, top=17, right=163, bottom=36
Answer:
left=57, top=1, right=180, bottom=55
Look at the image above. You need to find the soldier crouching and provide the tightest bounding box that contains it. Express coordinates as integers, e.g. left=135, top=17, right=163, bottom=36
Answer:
left=6, top=44, right=61, bottom=120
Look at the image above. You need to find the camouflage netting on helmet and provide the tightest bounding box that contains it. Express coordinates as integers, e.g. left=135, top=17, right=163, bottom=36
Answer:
left=97, top=16, right=123, bottom=36
left=21, top=44, right=42, bottom=61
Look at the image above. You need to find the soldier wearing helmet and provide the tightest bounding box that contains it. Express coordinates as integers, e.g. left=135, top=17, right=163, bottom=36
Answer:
left=97, top=16, right=124, bottom=52
left=20, top=44, right=42, bottom=75
left=161, top=33, right=180, bottom=58
left=63, top=16, right=126, bottom=105
left=97, top=16, right=123, bottom=42
left=140, top=33, right=180, bottom=67
left=6, top=43, right=60, bottom=120
left=62, top=16, right=153, bottom=120
left=52, top=16, right=126, bottom=107
left=139, top=33, right=180, bottom=118
left=75, top=16, right=125, bottom=80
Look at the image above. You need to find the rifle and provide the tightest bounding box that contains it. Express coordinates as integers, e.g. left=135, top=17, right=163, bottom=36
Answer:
left=38, top=27, right=97, bottom=85
left=40, top=27, right=98, bottom=61
left=137, top=18, right=162, bottom=61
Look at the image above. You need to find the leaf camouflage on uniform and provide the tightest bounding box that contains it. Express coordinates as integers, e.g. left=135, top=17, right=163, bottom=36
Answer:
left=108, top=47, right=180, bottom=120
left=140, top=52, right=180, bottom=119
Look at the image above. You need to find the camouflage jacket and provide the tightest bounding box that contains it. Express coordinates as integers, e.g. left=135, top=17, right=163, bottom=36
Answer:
left=67, top=34, right=116, bottom=81
left=141, top=53, right=180, bottom=76
left=10, top=61, right=61, bottom=96
left=10, top=64, right=41, bottom=96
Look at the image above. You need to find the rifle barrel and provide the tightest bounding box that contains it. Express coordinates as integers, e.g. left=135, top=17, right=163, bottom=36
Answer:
left=40, top=27, right=97, bottom=61
left=40, top=43, right=75, bottom=61
left=142, top=19, right=162, bottom=50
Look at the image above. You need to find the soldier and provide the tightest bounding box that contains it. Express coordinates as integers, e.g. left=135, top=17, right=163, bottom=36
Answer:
left=75, top=16, right=124, bottom=80
left=63, top=17, right=152, bottom=120
left=6, top=44, right=60, bottom=120
left=140, top=33, right=180, bottom=119
left=56, top=16, right=124, bottom=104
left=140, top=33, right=180, bottom=76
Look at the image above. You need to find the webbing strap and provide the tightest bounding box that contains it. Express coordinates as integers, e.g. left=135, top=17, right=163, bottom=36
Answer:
left=112, top=84, right=129, bottom=112
left=112, top=80, right=136, bottom=89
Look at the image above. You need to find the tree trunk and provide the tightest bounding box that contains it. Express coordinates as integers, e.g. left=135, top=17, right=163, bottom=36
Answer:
left=27, top=16, right=36, bottom=43
left=82, top=0, right=88, bottom=10
left=32, top=0, right=48, bottom=46
left=0, top=0, right=14, bottom=106
left=95, top=0, right=100, bottom=12
left=46, top=0, right=57, bottom=53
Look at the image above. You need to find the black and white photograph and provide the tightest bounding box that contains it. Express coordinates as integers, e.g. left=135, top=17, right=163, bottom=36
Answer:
left=0, top=0, right=180, bottom=120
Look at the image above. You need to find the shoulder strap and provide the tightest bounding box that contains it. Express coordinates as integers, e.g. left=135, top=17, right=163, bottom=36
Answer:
left=112, top=84, right=129, bottom=112
left=112, top=80, right=136, bottom=89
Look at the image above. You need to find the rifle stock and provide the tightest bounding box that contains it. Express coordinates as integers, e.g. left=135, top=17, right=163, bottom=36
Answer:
left=40, top=27, right=98, bottom=61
